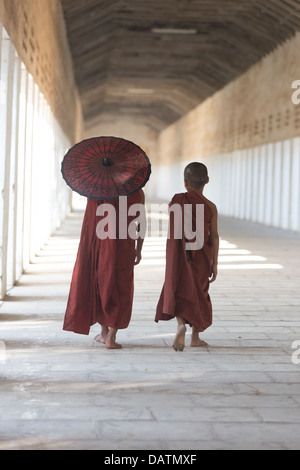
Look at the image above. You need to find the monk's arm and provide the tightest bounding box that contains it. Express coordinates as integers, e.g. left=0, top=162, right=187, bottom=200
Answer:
left=135, top=237, right=144, bottom=265
left=135, top=190, right=146, bottom=265
left=210, top=205, right=219, bottom=283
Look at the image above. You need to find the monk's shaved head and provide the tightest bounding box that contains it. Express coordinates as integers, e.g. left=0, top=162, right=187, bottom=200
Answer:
left=184, top=162, right=208, bottom=189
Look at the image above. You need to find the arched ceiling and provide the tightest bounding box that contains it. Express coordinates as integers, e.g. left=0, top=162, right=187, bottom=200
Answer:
left=60, top=0, right=300, bottom=131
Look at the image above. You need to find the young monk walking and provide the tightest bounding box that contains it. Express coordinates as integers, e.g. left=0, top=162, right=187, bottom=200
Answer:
left=63, top=190, right=146, bottom=349
left=155, top=163, right=219, bottom=351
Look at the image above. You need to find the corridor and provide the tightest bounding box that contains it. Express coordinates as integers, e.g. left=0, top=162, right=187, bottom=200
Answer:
left=0, top=208, right=300, bottom=450
left=1, top=0, right=300, bottom=453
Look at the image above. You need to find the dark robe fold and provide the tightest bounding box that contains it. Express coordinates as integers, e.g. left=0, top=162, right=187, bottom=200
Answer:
left=155, top=191, right=213, bottom=332
left=63, top=192, right=141, bottom=335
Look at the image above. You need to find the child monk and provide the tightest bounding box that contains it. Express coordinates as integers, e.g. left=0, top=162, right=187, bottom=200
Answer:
left=155, top=163, right=219, bottom=351
left=63, top=190, right=146, bottom=349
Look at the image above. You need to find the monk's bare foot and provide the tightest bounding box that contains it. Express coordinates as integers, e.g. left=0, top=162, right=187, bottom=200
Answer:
left=105, top=329, right=122, bottom=350
left=190, top=337, right=208, bottom=347
left=94, top=334, right=106, bottom=344
left=94, top=326, right=109, bottom=344
left=190, top=327, right=208, bottom=347
left=173, top=325, right=186, bottom=352
left=106, top=341, right=122, bottom=350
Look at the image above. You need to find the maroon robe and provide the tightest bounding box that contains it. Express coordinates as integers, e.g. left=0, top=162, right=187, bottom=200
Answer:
left=155, top=191, right=213, bottom=332
left=63, top=192, right=141, bottom=335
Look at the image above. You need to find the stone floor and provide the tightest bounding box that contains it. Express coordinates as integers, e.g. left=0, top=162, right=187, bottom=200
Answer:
left=0, top=208, right=300, bottom=450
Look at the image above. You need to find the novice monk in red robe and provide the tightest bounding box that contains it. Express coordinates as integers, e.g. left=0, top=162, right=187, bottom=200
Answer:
left=63, top=190, right=145, bottom=349
left=155, top=163, right=219, bottom=351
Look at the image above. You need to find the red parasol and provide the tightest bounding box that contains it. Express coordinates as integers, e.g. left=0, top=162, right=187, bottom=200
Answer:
left=61, top=136, right=151, bottom=200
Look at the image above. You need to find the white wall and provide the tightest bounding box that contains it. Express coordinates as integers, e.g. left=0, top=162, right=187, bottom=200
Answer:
left=149, top=137, right=300, bottom=233
left=0, top=23, right=71, bottom=299
left=203, top=137, right=300, bottom=232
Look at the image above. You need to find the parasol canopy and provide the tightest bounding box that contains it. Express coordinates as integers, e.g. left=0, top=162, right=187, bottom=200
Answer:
left=61, top=136, right=151, bottom=200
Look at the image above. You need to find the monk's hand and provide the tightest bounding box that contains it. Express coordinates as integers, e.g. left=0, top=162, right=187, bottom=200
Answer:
left=134, top=249, right=142, bottom=266
left=209, top=263, right=218, bottom=283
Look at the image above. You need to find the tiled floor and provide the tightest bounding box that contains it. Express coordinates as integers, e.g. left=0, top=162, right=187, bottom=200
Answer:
left=0, top=209, right=300, bottom=450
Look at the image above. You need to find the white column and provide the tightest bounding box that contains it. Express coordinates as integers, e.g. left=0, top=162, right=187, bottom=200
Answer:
left=245, top=148, right=253, bottom=221
left=251, top=146, right=259, bottom=222
left=290, top=137, right=300, bottom=232
left=233, top=151, right=241, bottom=218
left=22, top=72, right=34, bottom=269
left=239, top=150, right=247, bottom=220
left=257, top=145, right=266, bottom=224
left=15, top=63, right=27, bottom=281
left=0, top=30, right=15, bottom=299
left=264, top=143, right=274, bottom=226
left=30, top=81, right=41, bottom=253
left=282, top=140, right=292, bottom=230
left=7, top=51, right=21, bottom=289
left=272, top=141, right=283, bottom=228
left=0, top=25, right=5, bottom=299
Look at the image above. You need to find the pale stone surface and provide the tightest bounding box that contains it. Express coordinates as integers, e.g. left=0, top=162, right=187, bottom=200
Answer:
left=0, top=211, right=300, bottom=450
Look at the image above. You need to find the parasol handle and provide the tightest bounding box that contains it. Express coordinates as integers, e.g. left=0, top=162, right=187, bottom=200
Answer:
left=102, top=158, right=113, bottom=167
